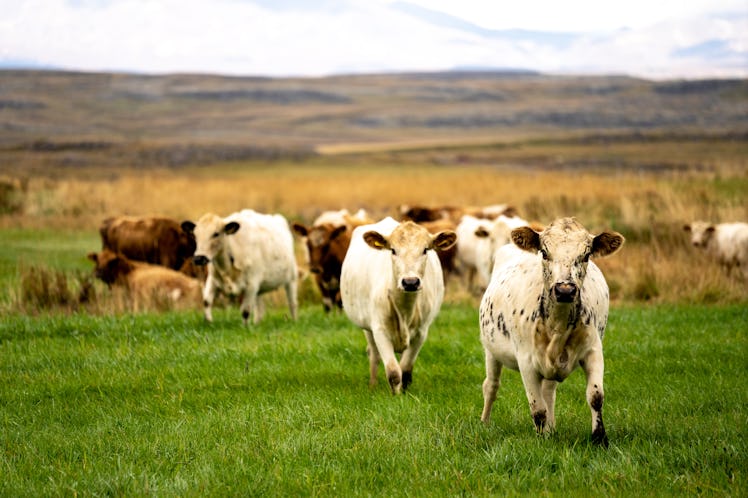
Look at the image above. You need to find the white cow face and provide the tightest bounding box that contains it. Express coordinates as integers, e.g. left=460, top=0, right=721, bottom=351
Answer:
left=364, top=221, right=457, bottom=292
left=181, top=214, right=240, bottom=266
left=683, top=221, right=715, bottom=249
left=513, top=218, right=624, bottom=304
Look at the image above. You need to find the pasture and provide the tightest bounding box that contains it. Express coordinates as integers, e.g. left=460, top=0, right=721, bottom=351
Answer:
left=1, top=70, right=747, bottom=495
left=1, top=304, right=746, bottom=496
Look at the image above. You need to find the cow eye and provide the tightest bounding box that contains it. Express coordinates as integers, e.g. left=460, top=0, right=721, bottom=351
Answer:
left=391, top=248, right=397, bottom=255
left=540, top=249, right=548, bottom=260
left=212, top=232, right=220, bottom=238
left=581, top=253, right=590, bottom=263
left=423, top=248, right=429, bottom=255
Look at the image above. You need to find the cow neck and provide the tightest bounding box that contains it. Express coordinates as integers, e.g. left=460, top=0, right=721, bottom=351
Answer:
left=211, top=243, right=237, bottom=280
left=388, top=289, right=421, bottom=329
left=539, top=290, right=583, bottom=370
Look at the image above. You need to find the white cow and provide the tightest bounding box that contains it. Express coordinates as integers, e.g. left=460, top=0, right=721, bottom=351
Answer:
left=479, top=217, right=624, bottom=446
left=456, top=214, right=529, bottom=291
left=474, top=214, right=531, bottom=286
left=684, top=221, right=748, bottom=278
left=340, top=217, right=457, bottom=394
left=181, top=209, right=298, bottom=325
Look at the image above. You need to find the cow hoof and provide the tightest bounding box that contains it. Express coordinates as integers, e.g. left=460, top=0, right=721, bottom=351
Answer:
left=591, top=429, right=609, bottom=448
left=401, top=371, right=413, bottom=391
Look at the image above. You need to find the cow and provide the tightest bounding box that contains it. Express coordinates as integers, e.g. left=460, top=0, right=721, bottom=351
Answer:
left=181, top=209, right=298, bottom=326
left=683, top=221, right=748, bottom=278
left=479, top=217, right=624, bottom=446
left=98, top=216, right=198, bottom=276
left=87, top=249, right=201, bottom=308
left=340, top=217, right=457, bottom=394
left=292, top=223, right=352, bottom=312
left=292, top=209, right=373, bottom=312
left=399, top=203, right=518, bottom=224
left=418, top=218, right=458, bottom=282
left=473, top=215, right=534, bottom=286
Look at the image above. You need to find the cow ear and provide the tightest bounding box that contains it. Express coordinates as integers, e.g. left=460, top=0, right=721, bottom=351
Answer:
left=224, top=222, right=240, bottom=235
left=432, top=231, right=457, bottom=252
left=363, top=231, right=389, bottom=250
left=592, top=231, right=625, bottom=258
left=474, top=227, right=489, bottom=238
left=181, top=221, right=196, bottom=234
left=87, top=252, right=98, bottom=263
left=330, top=225, right=347, bottom=241
left=292, top=223, right=309, bottom=237
left=512, top=226, right=541, bottom=252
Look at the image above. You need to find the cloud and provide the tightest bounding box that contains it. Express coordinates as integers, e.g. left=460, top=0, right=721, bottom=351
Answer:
left=0, top=0, right=745, bottom=78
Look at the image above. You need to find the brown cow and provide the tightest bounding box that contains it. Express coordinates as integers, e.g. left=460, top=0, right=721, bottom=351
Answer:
left=418, top=218, right=458, bottom=282
left=87, top=249, right=201, bottom=308
left=399, top=204, right=518, bottom=224
left=292, top=209, right=373, bottom=312
left=292, top=223, right=351, bottom=312
left=98, top=216, right=198, bottom=276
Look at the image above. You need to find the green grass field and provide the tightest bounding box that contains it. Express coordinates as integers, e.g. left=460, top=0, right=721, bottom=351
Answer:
left=1, top=302, right=745, bottom=496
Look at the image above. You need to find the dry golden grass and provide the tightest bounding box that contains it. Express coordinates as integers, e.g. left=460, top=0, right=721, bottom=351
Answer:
left=4, top=141, right=747, bottom=307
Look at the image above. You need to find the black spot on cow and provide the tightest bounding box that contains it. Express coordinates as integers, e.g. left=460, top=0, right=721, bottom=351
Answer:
left=497, top=312, right=509, bottom=338
left=590, top=391, right=604, bottom=411
left=520, top=308, right=525, bottom=316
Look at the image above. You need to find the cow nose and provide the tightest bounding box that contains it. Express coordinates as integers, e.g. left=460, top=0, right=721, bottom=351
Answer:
left=554, top=282, right=577, bottom=302
left=193, top=255, right=209, bottom=266
left=401, top=277, right=421, bottom=292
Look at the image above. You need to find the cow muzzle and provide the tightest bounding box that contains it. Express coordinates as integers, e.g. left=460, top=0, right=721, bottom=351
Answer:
left=193, top=255, right=210, bottom=266
left=401, top=277, right=421, bottom=292
left=554, top=282, right=577, bottom=303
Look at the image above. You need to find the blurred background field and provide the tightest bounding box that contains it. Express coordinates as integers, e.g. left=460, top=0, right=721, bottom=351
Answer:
left=1, top=70, right=746, bottom=310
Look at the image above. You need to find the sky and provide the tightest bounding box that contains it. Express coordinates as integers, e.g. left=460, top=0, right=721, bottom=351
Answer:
left=1, top=0, right=746, bottom=79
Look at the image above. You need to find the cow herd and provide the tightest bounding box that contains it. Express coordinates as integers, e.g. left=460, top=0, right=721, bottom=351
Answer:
left=85, top=205, right=748, bottom=446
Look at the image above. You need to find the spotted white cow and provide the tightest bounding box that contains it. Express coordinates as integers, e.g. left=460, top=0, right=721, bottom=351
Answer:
left=181, top=209, right=298, bottom=325
left=479, top=217, right=624, bottom=446
left=684, top=221, right=748, bottom=278
left=340, top=217, right=457, bottom=394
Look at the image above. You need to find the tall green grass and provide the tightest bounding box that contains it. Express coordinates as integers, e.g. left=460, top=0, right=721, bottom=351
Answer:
left=1, top=304, right=745, bottom=496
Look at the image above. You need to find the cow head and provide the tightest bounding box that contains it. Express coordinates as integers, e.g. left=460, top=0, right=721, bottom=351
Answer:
left=181, top=214, right=240, bottom=266
left=294, top=223, right=348, bottom=275
left=87, top=249, right=133, bottom=285
left=364, top=221, right=457, bottom=292
left=683, top=221, right=715, bottom=249
left=512, top=217, right=624, bottom=304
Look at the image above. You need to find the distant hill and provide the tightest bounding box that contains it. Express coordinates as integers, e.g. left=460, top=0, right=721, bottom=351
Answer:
left=1, top=69, right=746, bottom=171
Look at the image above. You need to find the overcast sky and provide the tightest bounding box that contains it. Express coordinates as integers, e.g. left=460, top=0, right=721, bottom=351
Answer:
left=1, top=0, right=746, bottom=79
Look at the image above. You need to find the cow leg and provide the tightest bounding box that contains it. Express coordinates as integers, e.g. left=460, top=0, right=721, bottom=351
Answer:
left=398, top=329, right=427, bottom=391
left=239, top=285, right=260, bottom=326
left=370, top=325, right=401, bottom=394
left=519, top=365, right=549, bottom=435
left=284, top=280, right=298, bottom=320
left=480, top=350, right=503, bottom=423
left=541, top=379, right=558, bottom=431
left=581, top=350, right=608, bottom=447
left=363, top=330, right=380, bottom=387
left=202, top=274, right=216, bottom=322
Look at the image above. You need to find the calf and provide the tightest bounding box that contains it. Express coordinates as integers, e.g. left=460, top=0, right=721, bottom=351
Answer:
left=87, top=249, right=201, bottom=307
left=341, top=217, right=457, bottom=394
left=479, top=217, right=624, bottom=446
left=684, top=221, right=748, bottom=278
left=182, top=209, right=298, bottom=325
